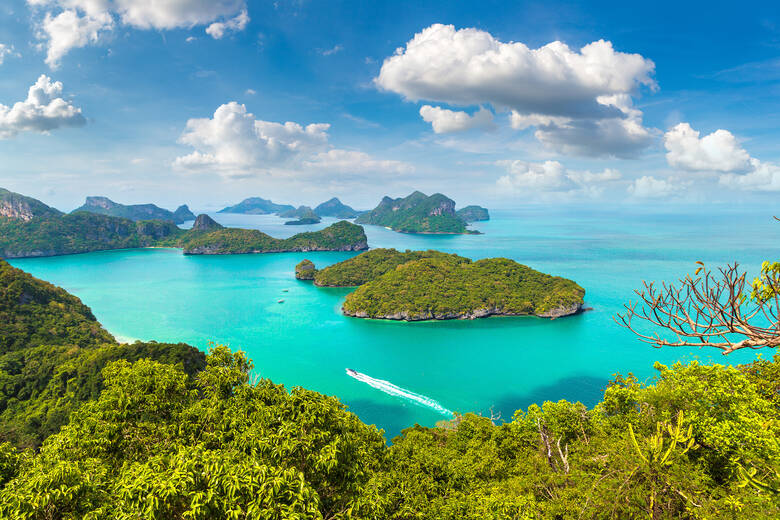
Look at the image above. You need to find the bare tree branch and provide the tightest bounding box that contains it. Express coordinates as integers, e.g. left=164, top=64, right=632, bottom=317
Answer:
left=615, top=262, right=780, bottom=355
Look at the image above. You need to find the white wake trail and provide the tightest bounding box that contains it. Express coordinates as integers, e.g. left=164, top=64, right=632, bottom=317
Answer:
left=346, top=369, right=453, bottom=417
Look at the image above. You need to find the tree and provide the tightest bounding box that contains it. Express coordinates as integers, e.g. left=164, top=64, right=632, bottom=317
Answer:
left=616, top=260, right=780, bottom=354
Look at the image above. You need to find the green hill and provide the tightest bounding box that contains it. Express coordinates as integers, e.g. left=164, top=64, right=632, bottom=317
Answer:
left=314, top=197, right=361, bottom=218
left=312, top=248, right=469, bottom=286
left=72, top=196, right=194, bottom=224
left=342, top=256, right=585, bottom=320
left=356, top=191, right=473, bottom=234
left=0, top=188, right=62, bottom=221
left=456, top=205, right=490, bottom=222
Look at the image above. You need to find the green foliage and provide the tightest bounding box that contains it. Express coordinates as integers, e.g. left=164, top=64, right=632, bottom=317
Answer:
left=314, top=248, right=469, bottom=287
left=314, top=198, right=360, bottom=219
left=0, top=213, right=183, bottom=258
left=0, top=347, right=385, bottom=519
left=295, top=259, right=317, bottom=280
left=176, top=220, right=368, bottom=254
left=355, top=191, right=471, bottom=233
left=0, top=260, right=205, bottom=448
left=342, top=257, right=585, bottom=320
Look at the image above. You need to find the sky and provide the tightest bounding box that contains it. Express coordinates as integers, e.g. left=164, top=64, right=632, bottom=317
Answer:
left=1, top=0, right=779, bottom=212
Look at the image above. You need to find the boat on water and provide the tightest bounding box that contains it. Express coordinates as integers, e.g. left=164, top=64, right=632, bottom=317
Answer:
left=346, top=368, right=358, bottom=376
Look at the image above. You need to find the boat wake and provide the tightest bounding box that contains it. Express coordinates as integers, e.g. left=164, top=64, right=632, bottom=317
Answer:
left=345, top=368, right=453, bottom=417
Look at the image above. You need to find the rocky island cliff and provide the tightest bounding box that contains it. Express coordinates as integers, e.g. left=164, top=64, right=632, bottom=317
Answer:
left=72, top=196, right=195, bottom=224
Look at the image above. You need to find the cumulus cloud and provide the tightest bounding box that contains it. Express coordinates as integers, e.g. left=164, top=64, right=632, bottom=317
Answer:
left=0, top=74, right=86, bottom=138
left=205, top=9, right=248, bottom=39
left=664, top=122, right=780, bottom=191
left=419, top=105, right=494, bottom=133
left=376, top=24, right=657, bottom=157
left=720, top=159, right=780, bottom=191
left=664, top=122, right=751, bottom=172
left=496, top=159, right=621, bottom=194
left=175, top=102, right=411, bottom=178
left=174, top=102, right=329, bottom=170
left=628, top=176, right=680, bottom=198
left=27, top=0, right=248, bottom=66
left=318, top=44, right=344, bottom=56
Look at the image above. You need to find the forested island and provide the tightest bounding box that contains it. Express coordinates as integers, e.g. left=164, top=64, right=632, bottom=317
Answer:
left=298, top=248, right=584, bottom=320
left=0, top=189, right=367, bottom=257
left=0, top=258, right=778, bottom=517
left=217, top=196, right=295, bottom=215
left=72, top=196, right=196, bottom=224
left=356, top=191, right=485, bottom=234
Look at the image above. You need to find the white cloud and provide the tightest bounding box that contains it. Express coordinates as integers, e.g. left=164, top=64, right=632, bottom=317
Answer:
left=175, top=102, right=412, bottom=179
left=174, top=102, right=329, bottom=171
left=245, top=88, right=256, bottom=95
left=628, top=176, right=679, bottom=198
left=0, top=44, right=17, bottom=65
left=205, top=9, right=248, bottom=39
left=664, top=122, right=780, bottom=192
left=419, top=105, right=494, bottom=133
left=664, top=122, right=751, bottom=172
left=28, top=0, right=248, bottom=66
left=40, top=9, right=113, bottom=68
left=304, top=149, right=413, bottom=175
left=0, top=74, right=86, bottom=138
left=318, top=44, right=344, bottom=56
left=720, top=159, right=780, bottom=191
left=376, top=24, right=658, bottom=157
left=496, top=160, right=621, bottom=193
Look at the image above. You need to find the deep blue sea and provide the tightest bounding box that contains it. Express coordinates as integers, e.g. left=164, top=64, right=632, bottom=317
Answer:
left=9, top=206, right=779, bottom=439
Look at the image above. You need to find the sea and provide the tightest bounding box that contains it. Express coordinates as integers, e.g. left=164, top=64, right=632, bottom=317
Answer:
left=9, top=205, right=779, bottom=439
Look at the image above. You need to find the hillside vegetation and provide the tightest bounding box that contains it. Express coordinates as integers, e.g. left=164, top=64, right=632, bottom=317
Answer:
left=356, top=191, right=472, bottom=234
left=313, top=248, right=469, bottom=286
left=0, top=261, right=778, bottom=517
left=0, top=260, right=205, bottom=448
left=342, top=257, right=585, bottom=320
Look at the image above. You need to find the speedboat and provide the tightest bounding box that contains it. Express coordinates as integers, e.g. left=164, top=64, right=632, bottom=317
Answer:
left=345, top=368, right=358, bottom=376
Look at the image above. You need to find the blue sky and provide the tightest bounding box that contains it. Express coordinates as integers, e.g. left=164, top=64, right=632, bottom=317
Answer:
left=1, top=0, right=779, bottom=211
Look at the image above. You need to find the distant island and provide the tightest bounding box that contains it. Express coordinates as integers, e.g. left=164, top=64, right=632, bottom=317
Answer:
left=456, top=205, right=490, bottom=222
left=355, top=191, right=485, bottom=234
left=72, top=196, right=196, bottom=224
left=298, top=248, right=584, bottom=321
left=0, top=189, right=368, bottom=258
left=217, top=197, right=295, bottom=215
left=314, top=197, right=362, bottom=219
left=281, top=206, right=322, bottom=225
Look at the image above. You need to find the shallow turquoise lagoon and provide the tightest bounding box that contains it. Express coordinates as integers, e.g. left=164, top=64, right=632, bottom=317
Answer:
left=9, top=206, right=779, bottom=439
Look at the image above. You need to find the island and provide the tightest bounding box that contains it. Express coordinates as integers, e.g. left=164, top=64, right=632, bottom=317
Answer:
left=313, top=197, right=362, bottom=219
left=174, top=220, right=366, bottom=254
left=311, top=248, right=468, bottom=286
left=72, top=196, right=196, bottom=224
left=301, top=248, right=584, bottom=321
left=456, top=205, right=490, bottom=222
left=217, top=197, right=294, bottom=215
left=0, top=189, right=368, bottom=258
left=355, top=191, right=479, bottom=234
left=295, top=259, right=317, bottom=280
left=281, top=206, right=322, bottom=225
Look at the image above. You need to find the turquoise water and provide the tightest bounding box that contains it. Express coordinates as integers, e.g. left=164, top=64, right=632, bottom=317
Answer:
left=9, top=206, right=779, bottom=439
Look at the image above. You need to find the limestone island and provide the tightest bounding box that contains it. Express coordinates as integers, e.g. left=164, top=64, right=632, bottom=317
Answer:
left=313, top=197, right=362, bottom=219
left=217, top=197, right=294, bottom=215
left=355, top=191, right=485, bottom=234
left=295, top=259, right=317, bottom=280
left=72, top=196, right=196, bottom=224
left=456, top=205, right=490, bottom=222
left=298, top=248, right=585, bottom=321
left=0, top=189, right=368, bottom=258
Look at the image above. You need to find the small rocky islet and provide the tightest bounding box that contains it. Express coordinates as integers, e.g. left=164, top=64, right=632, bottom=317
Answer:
left=296, top=248, right=584, bottom=321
